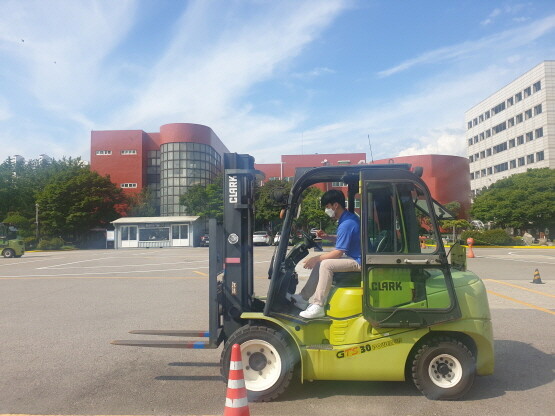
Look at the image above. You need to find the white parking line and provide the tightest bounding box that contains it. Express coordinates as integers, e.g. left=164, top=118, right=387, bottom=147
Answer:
left=41, top=259, right=209, bottom=270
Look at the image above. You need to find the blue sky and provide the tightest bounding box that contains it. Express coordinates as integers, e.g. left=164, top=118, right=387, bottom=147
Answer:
left=1, top=0, right=554, bottom=164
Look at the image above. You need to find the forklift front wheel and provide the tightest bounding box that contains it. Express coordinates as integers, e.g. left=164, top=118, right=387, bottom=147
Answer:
left=411, top=337, right=476, bottom=400
left=220, top=325, right=297, bottom=402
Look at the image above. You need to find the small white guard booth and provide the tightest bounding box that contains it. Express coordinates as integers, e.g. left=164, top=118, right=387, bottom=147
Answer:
left=111, top=216, right=201, bottom=249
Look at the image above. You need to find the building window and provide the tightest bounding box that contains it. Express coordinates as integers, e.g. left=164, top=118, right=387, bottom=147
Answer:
left=526, top=131, right=533, bottom=142
left=515, top=113, right=523, bottom=124
left=468, top=139, right=473, bottom=146
left=493, top=142, right=507, bottom=154
left=469, top=155, right=474, bottom=163
left=480, top=151, right=485, bottom=159
left=486, top=148, right=492, bottom=157
left=470, top=173, right=474, bottom=180
left=492, top=102, right=506, bottom=115
left=95, top=150, right=112, bottom=155
left=524, top=109, right=532, bottom=120
left=534, top=104, right=542, bottom=115
left=492, top=121, right=506, bottom=134
left=518, top=157, right=525, bottom=166
left=121, top=149, right=137, bottom=155
left=533, top=80, right=541, bottom=92
left=494, top=162, right=508, bottom=173
left=474, top=135, right=479, bottom=144
left=485, top=129, right=491, bottom=138
left=510, top=159, right=516, bottom=169
left=332, top=182, right=347, bottom=187
left=479, top=114, right=484, bottom=122
left=485, top=110, right=490, bottom=119
left=517, top=135, right=524, bottom=145
left=509, top=138, right=515, bottom=148
left=481, top=169, right=486, bottom=176
left=337, top=160, right=351, bottom=165
left=507, top=96, right=514, bottom=107
left=535, top=127, right=544, bottom=139
left=475, top=171, right=480, bottom=179
left=515, top=92, right=522, bottom=102
left=507, top=117, right=515, bottom=127
left=121, top=183, right=138, bottom=188
left=523, top=86, right=532, bottom=98
left=527, top=154, right=535, bottom=164
left=467, top=121, right=472, bottom=130
left=473, top=118, right=478, bottom=126
left=487, top=167, right=493, bottom=175
left=536, top=151, right=545, bottom=161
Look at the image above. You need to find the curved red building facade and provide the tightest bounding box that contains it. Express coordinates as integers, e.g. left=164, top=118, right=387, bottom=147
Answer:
left=91, top=123, right=229, bottom=216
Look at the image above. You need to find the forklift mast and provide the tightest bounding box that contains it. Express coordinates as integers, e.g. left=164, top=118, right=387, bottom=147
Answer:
left=216, top=153, right=260, bottom=340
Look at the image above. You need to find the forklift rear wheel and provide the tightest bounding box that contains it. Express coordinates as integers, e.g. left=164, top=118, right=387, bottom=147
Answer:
left=221, top=325, right=297, bottom=402
left=3, top=249, right=15, bottom=258
left=411, top=337, right=475, bottom=400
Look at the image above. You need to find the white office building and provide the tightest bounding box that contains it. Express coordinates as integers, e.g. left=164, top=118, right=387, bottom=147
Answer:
left=465, top=61, right=554, bottom=197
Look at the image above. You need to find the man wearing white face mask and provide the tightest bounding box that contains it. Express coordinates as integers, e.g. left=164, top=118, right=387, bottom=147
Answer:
left=289, top=189, right=361, bottom=319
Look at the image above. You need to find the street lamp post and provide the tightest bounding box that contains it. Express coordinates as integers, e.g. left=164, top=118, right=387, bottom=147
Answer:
left=35, top=203, right=39, bottom=242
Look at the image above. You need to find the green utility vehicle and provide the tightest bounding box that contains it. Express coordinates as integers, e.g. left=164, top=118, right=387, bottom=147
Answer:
left=0, top=223, right=25, bottom=258
left=113, top=153, right=494, bottom=401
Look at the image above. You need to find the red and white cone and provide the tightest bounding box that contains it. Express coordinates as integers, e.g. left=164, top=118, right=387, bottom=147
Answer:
left=224, top=343, right=250, bottom=416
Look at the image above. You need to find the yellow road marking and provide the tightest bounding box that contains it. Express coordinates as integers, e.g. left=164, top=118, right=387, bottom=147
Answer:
left=486, top=290, right=555, bottom=316
left=485, top=279, right=555, bottom=298
left=194, top=270, right=208, bottom=276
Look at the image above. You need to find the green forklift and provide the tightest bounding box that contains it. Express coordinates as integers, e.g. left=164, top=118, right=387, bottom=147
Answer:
left=113, top=153, right=494, bottom=401
left=0, top=223, right=25, bottom=258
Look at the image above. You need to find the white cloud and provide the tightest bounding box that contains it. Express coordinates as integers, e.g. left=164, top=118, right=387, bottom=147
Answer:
left=481, top=8, right=502, bottom=25
left=0, top=0, right=136, bottom=113
left=378, top=14, right=555, bottom=77
left=0, top=97, right=13, bottom=121
left=397, top=131, right=466, bottom=157
left=292, top=66, right=336, bottom=79
left=111, top=0, right=348, bottom=133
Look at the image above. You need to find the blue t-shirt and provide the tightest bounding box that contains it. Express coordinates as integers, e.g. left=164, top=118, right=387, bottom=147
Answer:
left=335, top=210, right=361, bottom=264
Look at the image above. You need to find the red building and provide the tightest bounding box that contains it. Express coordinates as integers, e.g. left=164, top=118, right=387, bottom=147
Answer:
left=255, top=153, right=470, bottom=218
left=91, top=123, right=229, bottom=216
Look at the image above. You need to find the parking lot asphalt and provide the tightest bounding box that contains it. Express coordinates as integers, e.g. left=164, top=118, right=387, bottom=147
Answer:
left=0, top=246, right=553, bottom=416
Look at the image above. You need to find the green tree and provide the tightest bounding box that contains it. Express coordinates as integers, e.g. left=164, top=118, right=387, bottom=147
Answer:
left=254, top=179, right=291, bottom=230
left=471, top=168, right=555, bottom=230
left=36, top=168, right=125, bottom=243
left=180, top=175, right=224, bottom=221
left=127, top=187, right=158, bottom=217
left=296, top=186, right=334, bottom=232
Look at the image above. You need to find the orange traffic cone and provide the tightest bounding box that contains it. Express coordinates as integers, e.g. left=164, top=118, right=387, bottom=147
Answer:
left=466, top=238, right=475, bottom=258
left=224, top=344, right=250, bottom=416
left=532, top=269, right=544, bottom=284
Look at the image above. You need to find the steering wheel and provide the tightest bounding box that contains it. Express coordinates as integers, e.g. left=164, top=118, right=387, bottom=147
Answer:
left=300, top=230, right=316, bottom=248
left=376, top=230, right=390, bottom=252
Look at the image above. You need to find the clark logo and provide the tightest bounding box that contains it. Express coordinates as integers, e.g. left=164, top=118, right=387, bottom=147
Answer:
left=228, top=175, right=238, bottom=203
left=371, top=281, right=403, bottom=291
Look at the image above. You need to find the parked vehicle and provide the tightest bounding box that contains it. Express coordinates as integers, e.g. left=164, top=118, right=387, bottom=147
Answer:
left=0, top=223, right=25, bottom=258
left=273, top=231, right=293, bottom=246
left=199, top=234, right=210, bottom=247
left=253, top=231, right=272, bottom=246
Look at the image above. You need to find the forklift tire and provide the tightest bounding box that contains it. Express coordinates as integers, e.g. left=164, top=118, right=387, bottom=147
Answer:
left=2, top=249, right=15, bottom=258
left=411, top=337, right=475, bottom=400
left=220, top=325, right=297, bottom=402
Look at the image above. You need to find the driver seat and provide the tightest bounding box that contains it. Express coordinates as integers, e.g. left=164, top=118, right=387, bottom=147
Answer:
left=332, top=271, right=362, bottom=287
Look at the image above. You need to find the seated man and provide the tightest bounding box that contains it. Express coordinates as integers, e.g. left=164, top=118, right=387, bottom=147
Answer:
left=290, top=189, right=361, bottom=319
